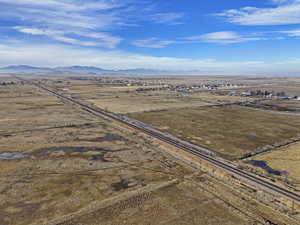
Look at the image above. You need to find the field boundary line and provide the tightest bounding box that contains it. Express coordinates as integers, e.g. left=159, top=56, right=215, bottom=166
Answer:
left=34, top=179, right=179, bottom=225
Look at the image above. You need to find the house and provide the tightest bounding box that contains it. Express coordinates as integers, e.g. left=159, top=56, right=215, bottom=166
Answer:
left=58, top=88, right=70, bottom=92
left=277, top=96, right=290, bottom=100
left=241, top=91, right=252, bottom=97
left=265, top=94, right=273, bottom=98
left=228, top=91, right=236, bottom=96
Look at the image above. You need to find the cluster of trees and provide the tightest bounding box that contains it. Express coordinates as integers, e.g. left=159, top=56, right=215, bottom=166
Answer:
left=136, top=87, right=168, bottom=92
left=0, top=81, right=17, bottom=86
left=250, top=90, right=286, bottom=97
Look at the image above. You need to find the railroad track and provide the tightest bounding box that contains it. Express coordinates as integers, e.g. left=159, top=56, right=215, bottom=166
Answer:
left=17, top=77, right=300, bottom=204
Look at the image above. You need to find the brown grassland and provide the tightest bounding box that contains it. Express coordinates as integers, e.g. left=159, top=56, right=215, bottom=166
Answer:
left=263, top=99, right=300, bottom=109
left=129, top=106, right=300, bottom=159
left=252, top=142, right=300, bottom=190
left=0, top=76, right=299, bottom=224
left=64, top=84, right=250, bottom=114
left=0, top=80, right=252, bottom=225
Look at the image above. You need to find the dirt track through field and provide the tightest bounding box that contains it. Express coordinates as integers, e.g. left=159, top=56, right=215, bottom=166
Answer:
left=36, top=179, right=179, bottom=225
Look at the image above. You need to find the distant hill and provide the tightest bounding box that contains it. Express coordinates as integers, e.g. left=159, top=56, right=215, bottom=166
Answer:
left=0, top=65, right=175, bottom=75
left=117, top=68, right=169, bottom=75
left=54, top=66, right=111, bottom=74
left=0, top=65, right=50, bottom=72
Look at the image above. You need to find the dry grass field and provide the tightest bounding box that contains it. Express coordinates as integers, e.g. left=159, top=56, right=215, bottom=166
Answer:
left=88, top=91, right=248, bottom=114
left=237, top=79, right=300, bottom=96
left=251, top=142, right=300, bottom=190
left=50, top=82, right=251, bottom=114
left=0, top=82, right=193, bottom=224
left=130, top=106, right=300, bottom=159
left=64, top=181, right=248, bottom=225
left=0, top=84, right=96, bottom=133
left=0, top=78, right=297, bottom=224
left=263, top=99, right=300, bottom=110
left=264, top=82, right=300, bottom=96
left=0, top=123, right=192, bottom=225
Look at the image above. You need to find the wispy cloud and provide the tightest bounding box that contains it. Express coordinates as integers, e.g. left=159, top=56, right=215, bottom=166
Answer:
left=148, top=13, right=185, bottom=25
left=216, top=0, right=300, bottom=26
left=14, top=27, right=122, bottom=48
left=0, top=0, right=122, bottom=11
left=133, top=31, right=265, bottom=48
left=281, top=29, right=300, bottom=37
left=0, top=0, right=123, bottom=29
left=185, top=31, right=264, bottom=44
left=0, top=0, right=184, bottom=48
left=132, top=38, right=177, bottom=48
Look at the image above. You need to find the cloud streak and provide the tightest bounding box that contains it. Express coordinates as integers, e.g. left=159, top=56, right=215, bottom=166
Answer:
left=281, top=29, right=300, bottom=37
left=133, top=31, right=266, bottom=48
left=217, top=0, right=300, bottom=26
left=14, top=27, right=122, bottom=48
left=132, top=38, right=177, bottom=48
left=185, top=31, right=264, bottom=44
left=0, top=0, right=184, bottom=49
left=148, top=13, right=185, bottom=25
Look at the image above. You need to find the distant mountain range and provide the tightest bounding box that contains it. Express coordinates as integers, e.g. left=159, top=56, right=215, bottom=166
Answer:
left=1, top=65, right=50, bottom=72
left=0, top=65, right=177, bottom=75
left=1, top=65, right=299, bottom=76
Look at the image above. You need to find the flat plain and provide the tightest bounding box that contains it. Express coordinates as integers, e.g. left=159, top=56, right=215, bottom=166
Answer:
left=64, top=85, right=250, bottom=114
left=251, top=142, right=300, bottom=190
left=130, top=105, right=300, bottom=159
left=0, top=75, right=299, bottom=225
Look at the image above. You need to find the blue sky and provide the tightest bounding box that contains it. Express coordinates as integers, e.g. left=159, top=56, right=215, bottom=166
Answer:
left=0, top=0, right=300, bottom=74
